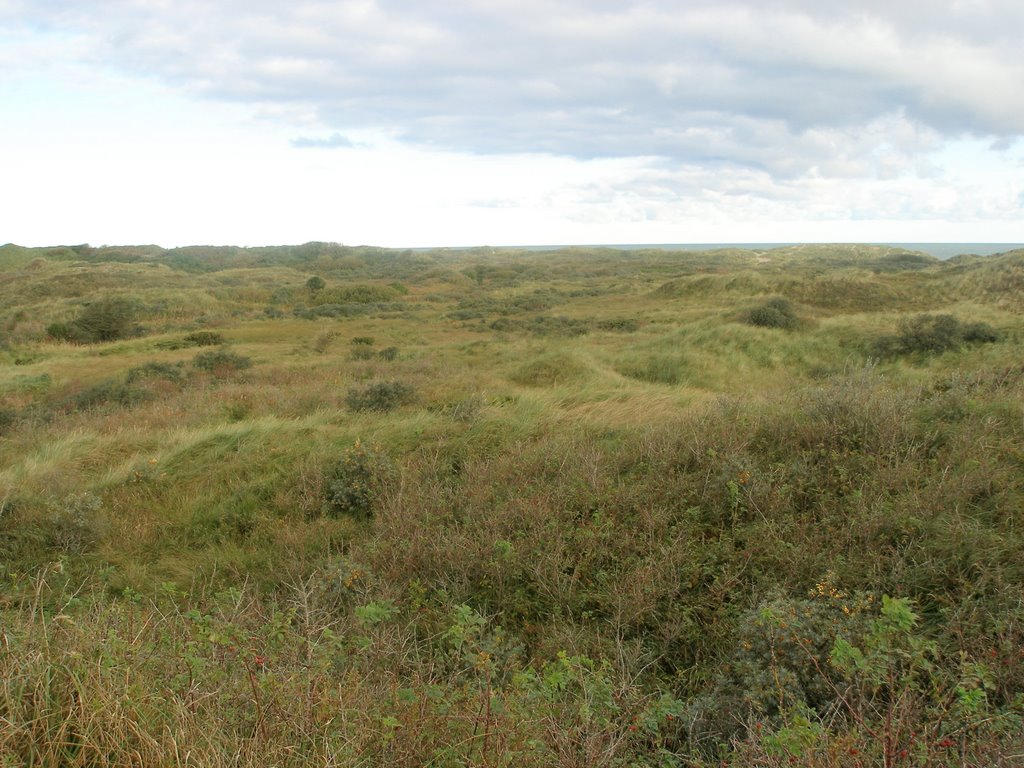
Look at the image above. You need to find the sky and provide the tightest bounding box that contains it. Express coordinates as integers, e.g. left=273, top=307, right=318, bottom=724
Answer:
left=1, top=1, right=1022, bottom=248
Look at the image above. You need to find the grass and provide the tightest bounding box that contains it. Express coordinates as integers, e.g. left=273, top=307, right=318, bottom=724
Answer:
left=2, top=242, right=1024, bottom=765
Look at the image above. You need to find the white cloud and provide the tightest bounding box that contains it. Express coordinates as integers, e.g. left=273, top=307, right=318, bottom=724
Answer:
left=1, top=1, right=1022, bottom=246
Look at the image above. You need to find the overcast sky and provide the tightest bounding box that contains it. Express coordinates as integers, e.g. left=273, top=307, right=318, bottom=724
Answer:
left=2, top=0, right=1022, bottom=247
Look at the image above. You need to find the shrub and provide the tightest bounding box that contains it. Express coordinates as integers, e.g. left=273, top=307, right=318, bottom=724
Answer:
left=68, top=379, right=147, bottom=411
left=313, top=331, right=338, bottom=354
left=47, top=297, right=138, bottom=343
left=183, top=330, right=225, bottom=347
left=597, top=318, right=640, bottom=332
left=45, top=321, right=74, bottom=341
left=125, top=361, right=184, bottom=384
left=744, top=297, right=799, bottom=330
left=316, top=284, right=399, bottom=305
left=306, top=275, right=325, bottom=294
left=155, top=331, right=224, bottom=350
left=351, top=336, right=375, bottom=346
left=345, top=380, right=415, bottom=412
left=962, top=321, right=1001, bottom=344
left=350, top=346, right=376, bottom=361
left=192, top=349, right=252, bottom=374
left=324, top=441, right=393, bottom=519
left=873, top=314, right=1001, bottom=357
left=378, top=346, right=399, bottom=361
left=47, top=491, right=106, bottom=554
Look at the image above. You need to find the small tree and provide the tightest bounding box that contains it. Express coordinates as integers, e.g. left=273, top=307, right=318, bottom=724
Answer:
left=306, top=275, right=325, bottom=295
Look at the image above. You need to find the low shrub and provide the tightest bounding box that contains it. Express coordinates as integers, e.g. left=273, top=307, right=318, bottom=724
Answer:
left=47, top=491, right=106, bottom=554
left=324, top=441, right=394, bottom=519
left=597, top=318, right=640, bottom=332
left=184, top=330, right=225, bottom=347
left=743, top=297, right=799, bottom=330
left=350, top=346, right=376, bottom=361
left=345, top=380, right=415, bottom=412
left=68, top=379, right=148, bottom=411
left=873, top=314, right=1001, bottom=357
left=47, top=297, right=139, bottom=343
left=378, top=346, right=399, bottom=361
left=125, top=361, right=184, bottom=384
left=192, top=349, right=252, bottom=374
left=155, top=331, right=225, bottom=350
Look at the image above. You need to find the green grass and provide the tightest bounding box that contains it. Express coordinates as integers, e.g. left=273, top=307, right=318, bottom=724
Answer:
left=2, top=242, right=1024, bottom=766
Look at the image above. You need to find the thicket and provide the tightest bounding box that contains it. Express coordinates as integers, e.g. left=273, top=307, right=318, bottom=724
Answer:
left=345, top=380, right=415, bottom=411
left=46, top=297, right=138, bottom=343
left=743, top=296, right=799, bottom=329
left=873, top=314, right=1001, bottom=357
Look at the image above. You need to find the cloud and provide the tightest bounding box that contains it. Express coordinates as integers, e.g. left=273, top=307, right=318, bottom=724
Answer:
left=290, top=132, right=357, bottom=149
left=5, top=0, right=1023, bottom=220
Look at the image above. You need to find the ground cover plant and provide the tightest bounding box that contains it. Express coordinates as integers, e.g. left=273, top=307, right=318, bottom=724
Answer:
left=1, top=243, right=1023, bottom=766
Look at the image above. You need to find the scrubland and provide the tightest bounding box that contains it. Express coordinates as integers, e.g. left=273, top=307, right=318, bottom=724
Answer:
left=1, top=241, right=1023, bottom=766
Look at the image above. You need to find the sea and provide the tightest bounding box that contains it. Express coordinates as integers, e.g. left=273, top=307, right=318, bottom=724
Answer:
left=514, top=243, right=1023, bottom=260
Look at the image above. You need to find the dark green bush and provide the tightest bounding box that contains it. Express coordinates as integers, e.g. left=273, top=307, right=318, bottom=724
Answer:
left=305, top=275, right=325, bottom=294
left=324, top=441, right=393, bottom=519
left=68, top=379, right=147, bottom=411
left=184, top=331, right=225, bottom=347
left=155, top=331, right=225, bottom=350
left=350, top=346, right=376, bottom=361
left=873, top=314, right=1001, bottom=357
left=45, top=322, right=73, bottom=341
left=192, top=349, right=252, bottom=374
left=744, top=297, right=798, bottom=330
left=125, top=361, right=184, bottom=384
left=351, top=336, right=375, bottom=346
left=345, top=380, right=415, bottom=412
left=47, top=298, right=138, bottom=343
left=962, top=321, right=1001, bottom=344
left=597, top=318, right=640, bottom=332
left=378, top=346, right=399, bottom=361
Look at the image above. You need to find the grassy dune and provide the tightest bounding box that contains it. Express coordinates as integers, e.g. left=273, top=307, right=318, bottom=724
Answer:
left=2, top=243, right=1023, bottom=766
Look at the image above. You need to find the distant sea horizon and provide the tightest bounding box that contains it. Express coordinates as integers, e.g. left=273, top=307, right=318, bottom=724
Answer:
left=501, top=243, right=1023, bottom=260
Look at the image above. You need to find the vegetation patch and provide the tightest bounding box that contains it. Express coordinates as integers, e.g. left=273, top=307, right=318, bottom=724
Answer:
left=345, top=380, right=415, bottom=412
left=324, top=441, right=394, bottom=519
left=873, top=313, right=1001, bottom=357
left=742, top=296, right=800, bottom=329
left=510, top=350, right=593, bottom=387
left=192, top=348, right=253, bottom=374
left=46, top=297, right=140, bottom=343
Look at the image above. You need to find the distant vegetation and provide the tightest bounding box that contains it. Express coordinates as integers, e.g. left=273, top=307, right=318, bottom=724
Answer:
left=1, top=241, right=1023, bottom=766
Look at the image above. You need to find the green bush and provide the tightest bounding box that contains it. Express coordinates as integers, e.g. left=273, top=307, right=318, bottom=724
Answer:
left=305, top=275, right=325, bottom=294
left=378, top=346, right=399, bottom=361
left=68, top=379, right=148, bottom=411
left=873, top=314, right=1001, bottom=357
left=324, top=441, right=393, bottom=519
left=192, top=349, right=252, bottom=374
left=350, top=346, right=376, bottom=361
left=184, top=331, right=225, bottom=347
left=125, top=361, right=184, bottom=384
left=47, top=297, right=138, bottom=343
left=743, top=297, right=799, bottom=330
left=155, top=331, right=225, bottom=350
left=345, top=380, right=415, bottom=412
left=962, top=321, right=1001, bottom=344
